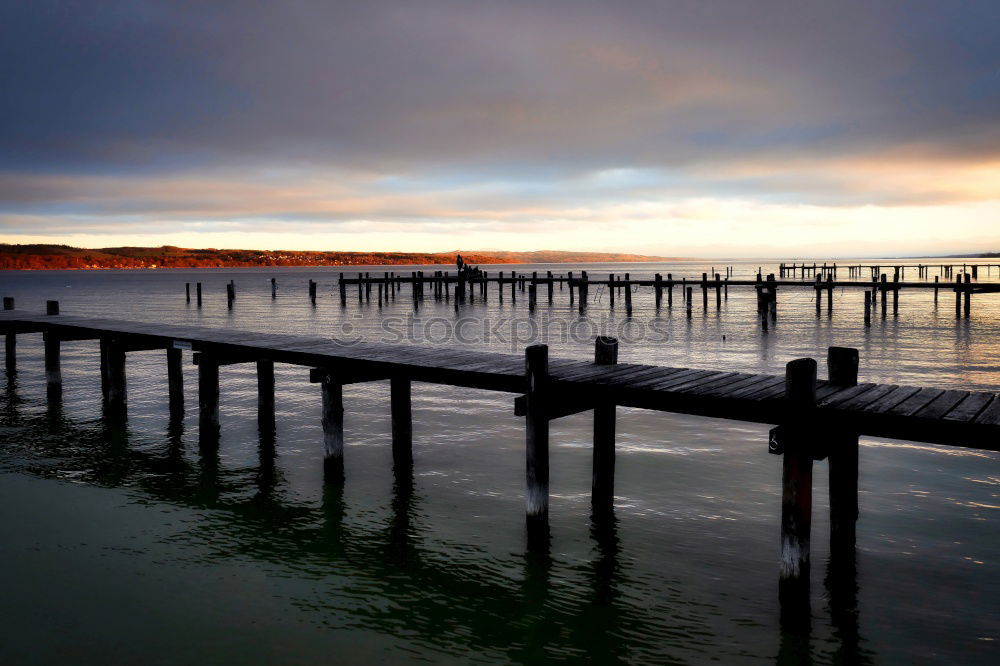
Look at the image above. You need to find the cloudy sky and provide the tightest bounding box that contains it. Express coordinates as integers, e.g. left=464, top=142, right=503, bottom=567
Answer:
left=1, top=0, right=997, bottom=256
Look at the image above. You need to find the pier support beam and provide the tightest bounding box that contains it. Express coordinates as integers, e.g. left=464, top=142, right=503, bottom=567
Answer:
left=525, top=345, right=549, bottom=519
left=391, top=377, right=413, bottom=470
left=592, top=337, right=617, bottom=514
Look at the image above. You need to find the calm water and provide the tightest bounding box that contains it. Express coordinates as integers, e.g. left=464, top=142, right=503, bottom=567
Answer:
left=1, top=259, right=997, bottom=664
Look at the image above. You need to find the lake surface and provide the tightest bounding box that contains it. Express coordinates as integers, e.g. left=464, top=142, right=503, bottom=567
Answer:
left=1, top=259, right=997, bottom=664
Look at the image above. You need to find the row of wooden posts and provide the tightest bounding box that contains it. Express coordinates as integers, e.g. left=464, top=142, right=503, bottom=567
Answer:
left=2, top=295, right=862, bottom=621
left=783, top=262, right=997, bottom=280
left=185, top=269, right=982, bottom=322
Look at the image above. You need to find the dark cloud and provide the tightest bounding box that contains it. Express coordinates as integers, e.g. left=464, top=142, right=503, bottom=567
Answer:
left=2, top=0, right=997, bottom=178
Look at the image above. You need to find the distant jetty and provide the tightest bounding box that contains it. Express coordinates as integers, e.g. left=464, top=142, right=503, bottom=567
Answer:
left=0, top=244, right=681, bottom=270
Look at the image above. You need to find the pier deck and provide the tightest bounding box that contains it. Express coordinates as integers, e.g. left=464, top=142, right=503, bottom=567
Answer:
left=2, top=310, right=997, bottom=451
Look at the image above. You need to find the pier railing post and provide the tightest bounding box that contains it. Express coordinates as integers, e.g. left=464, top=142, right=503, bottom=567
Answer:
left=525, top=344, right=549, bottom=520
left=827, top=347, right=859, bottom=554
left=391, top=376, right=413, bottom=471
left=592, top=337, right=617, bottom=514
left=777, top=357, right=816, bottom=621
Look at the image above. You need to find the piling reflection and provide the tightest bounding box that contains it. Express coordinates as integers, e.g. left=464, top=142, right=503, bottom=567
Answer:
left=825, top=548, right=871, bottom=664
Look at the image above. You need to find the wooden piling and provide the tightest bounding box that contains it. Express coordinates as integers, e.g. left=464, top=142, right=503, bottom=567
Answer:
left=955, top=278, right=962, bottom=318
left=624, top=275, right=632, bottom=316
left=592, top=337, right=617, bottom=513
left=864, top=291, right=871, bottom=327
left=667, top=274, right=673, bottom=308
left=701, top=273, right=708, bottom=311
left=271, top=278, right=277, bottom=299
left=3, top=297, right=14, bottom=375
left=964, top=274, right=971, bottom=318
left=198, top=353, right=220, bottom=443
left=778, top=358, right=816, bottom=606
left=257, top=359, right=275, bottom=431
left=320, top=374, right=344, bottom=479
left=827, top=347, right=860, bottom=554
left=686, top=286, right=693, bottom=318
left=227, top=282, right=235, bottom=309
left=525, top=344, right=549, bottom=518
left=44, top=301, right=61, bottom=401
left=391, top=377, right=413, bottom=470
left=186, top=283, right=191, bottom=303
left=309, top=279, right=317, bottom=305
left=815, top=275, right=822, bottom=315
left=167, top=346, right=184, bottom=418
left=196, top=282, right=203, bottom=307
left=106, top=339, right=127, bottom=418
left=547, top=271, right=554, bottom=303
left=608, top=274, right=615, bottom=308
left=654, top=274, right=663, bottom=309
left=880, top=275, right=887, bottom=318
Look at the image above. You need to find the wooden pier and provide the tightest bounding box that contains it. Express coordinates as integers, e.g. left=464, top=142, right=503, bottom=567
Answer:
left=323, top=269, right=999, bottom=320
left=3, top=301, right=999, bottom=620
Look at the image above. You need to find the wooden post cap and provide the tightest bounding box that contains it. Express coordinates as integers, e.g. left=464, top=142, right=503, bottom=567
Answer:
left=46, top=300, right=59, bottom=315
left=785, top=358, right=817, bottom=404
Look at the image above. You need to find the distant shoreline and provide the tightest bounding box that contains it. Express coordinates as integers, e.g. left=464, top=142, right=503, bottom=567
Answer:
left=0, top=244, right=688, bottom=271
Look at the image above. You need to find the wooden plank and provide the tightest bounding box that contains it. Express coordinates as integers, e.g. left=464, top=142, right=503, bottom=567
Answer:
left=686, top=372, right=757, bottom=396
left=834, top=384, right=899, bottom=411
left=726, top=375, right=784, bottom=399
left=818, top=383, right=878, bottom=408
left=666, top=372, right=741, bottom=394
left=645, top=369, right=720, bottom=392
left=702, top=373, right=775, bottom=398
left=973, top=396, right=1000, bottom=425
left=888, top=388, right=945, bottom=417
left=862, top=385, right=921, bottom=414
left=912, top=390, right=970, bottom=420
left=943, top=393, right=995, bottom=423
left=628, top=368, right=703, bottom=390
